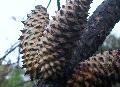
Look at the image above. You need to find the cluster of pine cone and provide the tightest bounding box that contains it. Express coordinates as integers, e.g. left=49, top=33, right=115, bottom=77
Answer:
left=19, top=0, right=120, bottom=87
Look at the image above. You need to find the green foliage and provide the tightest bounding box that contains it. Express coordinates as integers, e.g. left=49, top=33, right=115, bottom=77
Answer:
left=98, top=34, right=120, bottom=52
left=7, top=68, right=22, bottom=85
left=0, top=66, right=32, bottom=87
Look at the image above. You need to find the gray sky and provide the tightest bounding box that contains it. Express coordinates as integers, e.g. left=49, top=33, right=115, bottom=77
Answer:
left=0, top=0, right=120, bottom=63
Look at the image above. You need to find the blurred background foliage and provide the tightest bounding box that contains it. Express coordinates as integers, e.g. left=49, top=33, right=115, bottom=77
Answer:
left=0, top=65, right=32, bottom=87
left=98, top=34, right=120, bottom=52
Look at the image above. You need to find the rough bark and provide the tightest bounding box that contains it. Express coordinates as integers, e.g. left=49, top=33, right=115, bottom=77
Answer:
left=66, top=0, right=120, bottom=79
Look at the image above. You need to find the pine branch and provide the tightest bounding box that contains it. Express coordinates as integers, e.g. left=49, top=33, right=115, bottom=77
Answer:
left=65, top=0, right=120, bottom=81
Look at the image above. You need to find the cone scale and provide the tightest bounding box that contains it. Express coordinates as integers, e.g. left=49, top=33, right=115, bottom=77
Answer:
left=67, top=50, right=120, bottom=87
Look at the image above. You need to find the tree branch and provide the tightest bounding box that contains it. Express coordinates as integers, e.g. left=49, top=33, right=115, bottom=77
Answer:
left=70, top=0, right=120, bottom=73
left=47, top=0, right=52, bottom=9
left=16, top=46, right=20, bottom=66
left=0, top=42, right=20, bottom=64
left=64, top=0, right=120, bottom=84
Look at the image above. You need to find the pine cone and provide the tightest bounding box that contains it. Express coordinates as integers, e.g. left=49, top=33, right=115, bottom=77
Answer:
left=19, top=5, right=49, bottom=80
left=20, top=0, right=93, bottom=84
left=67, top=50, right=120, bottom=87
left=35, top=0, right=93, bottom=80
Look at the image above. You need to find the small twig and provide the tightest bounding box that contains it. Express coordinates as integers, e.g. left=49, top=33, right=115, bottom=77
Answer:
left=0, top=42, right=20, bottom=64
left=16, top=46, right=20, bottom=66
left=57, top=0, right=60, bottom=11
left=46, top=0, right=52, bottom=9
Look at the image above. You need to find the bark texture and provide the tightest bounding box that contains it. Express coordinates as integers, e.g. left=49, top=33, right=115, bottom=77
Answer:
left=65, top=0, right=120, bottom=80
